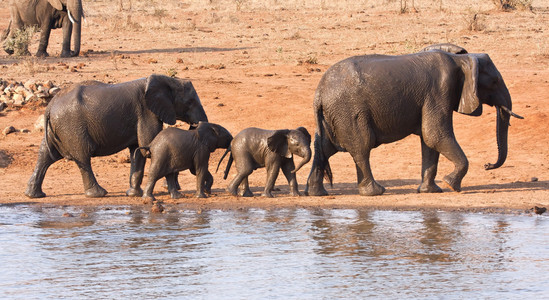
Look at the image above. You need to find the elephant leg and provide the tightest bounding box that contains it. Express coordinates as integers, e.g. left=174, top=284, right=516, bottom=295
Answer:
left=194, top=167, right=207, bottom=198
left=238, top=177, right=253, bottom=197
left=143, top=171, right=160, bottom=203
left=281, top=161, right=300, bottom=196
left=352, top=148, right=385, bottom=196
left=227, top=159, right=254, bottom=197
left=438, top=138, right=469, bottom=192
left=36, top=22, right=52, bottom=57
left=263, top=162, right=281, bottom=198
left=203, top=171, right=213, bottom=195
left=74, top=157, right=107, bottom=198
left=60, top=18, right=72, bottom=58
left=165, top=172, right=182, bottom=199
left=127, top=146, right=144, bottom=197
left=305, top=133, right=338, bottom=196
left=418, top=137, right=442, bottom=193
left=25, top=139, right=62, bottom=198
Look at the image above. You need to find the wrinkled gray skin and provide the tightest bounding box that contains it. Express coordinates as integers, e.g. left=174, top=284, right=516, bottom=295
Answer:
left=3, top=0, right=82, bottom=57
left=139, top=122, right=233, bottom=201
left=421, top=43, right=468, bottom=54
left=25, top=74, right=208, bottom=199
left=306, top=50, right=523, bottom=197
left=221, top=127, right=312, bottom=198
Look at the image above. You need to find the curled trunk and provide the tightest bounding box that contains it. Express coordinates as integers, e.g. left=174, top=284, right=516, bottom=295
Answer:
left=484, top=106, right=510, bottom=170
left=293, top=148, right=312, bottom=174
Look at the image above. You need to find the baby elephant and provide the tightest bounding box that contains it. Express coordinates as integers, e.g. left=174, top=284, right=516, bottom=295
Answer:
left=138, top=122, right=233, bottom=201
left=220, top=127, right=311, bottom=198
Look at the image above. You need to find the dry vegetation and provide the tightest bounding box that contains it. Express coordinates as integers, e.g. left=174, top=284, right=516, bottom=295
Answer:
left=0, top=0, right=548, bottom=211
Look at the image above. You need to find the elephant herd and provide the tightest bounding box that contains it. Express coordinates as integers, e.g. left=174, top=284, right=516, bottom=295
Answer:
left=21, top=42, right=524, bottom=201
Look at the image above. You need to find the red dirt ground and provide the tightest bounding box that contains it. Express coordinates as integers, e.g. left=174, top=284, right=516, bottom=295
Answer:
left=0, top=1, right=548, bottom=212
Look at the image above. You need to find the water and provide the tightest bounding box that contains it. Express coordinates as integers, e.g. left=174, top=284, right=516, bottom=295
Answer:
left=0, top=205, right=547, bottom=299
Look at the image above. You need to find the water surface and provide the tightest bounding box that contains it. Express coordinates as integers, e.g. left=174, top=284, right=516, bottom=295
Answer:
left=0, top=206, right=547, bottom=299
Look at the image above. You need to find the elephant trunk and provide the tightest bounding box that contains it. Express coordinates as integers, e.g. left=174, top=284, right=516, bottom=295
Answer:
left=292, top=148, right=312, bottom=174
left=484, top=106, right=510, bottom=170
left=67, top=0, right=82, bottom=56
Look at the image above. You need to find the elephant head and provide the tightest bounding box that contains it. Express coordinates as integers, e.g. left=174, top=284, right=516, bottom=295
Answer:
left=267, top=127, right=312, bottom=173
left=196, top=122, right=233, bottom=152
left=144, top=74, right=208, bottom=127
left=456, top=53, right=523, bottom=170
left=48, top=0, right=82, bottom=56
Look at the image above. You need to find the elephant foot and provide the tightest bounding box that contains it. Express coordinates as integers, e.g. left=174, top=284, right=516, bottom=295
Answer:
left=194, top=192, right=207, bottom=198
left=35, top=50, right=48, bottom=57
left=142, top=194, right=156, bottom=204
left=304, top=183, right=329, bottom=196
left=126, top=187, right=143, bottom=197
left=261, top=191, right=275, bottom=198
left=240, top=189, right=254, bottom=197
left=289, top=190, right=301, bottom=197
left=417, top=182, right=443, bottom=193
left=25, top=187, right=46, bottom=198
left=443, top=175, right=462, bottom=192
left=358, top=181, right=385, bottom=196
left=170, top=190, right=183, bottom=199
left=85, top=185, right=108, bottom=198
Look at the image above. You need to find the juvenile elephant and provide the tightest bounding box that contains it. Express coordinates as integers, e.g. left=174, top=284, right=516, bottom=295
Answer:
left=221, top=127, right=311, bottom=198
left=25, top=74, right=208, bottom=199
left=138, top=122, right=233, bottom=201
left=3, top=0, right=82, bottom=57
left=306, top=50, right=523, bottom=197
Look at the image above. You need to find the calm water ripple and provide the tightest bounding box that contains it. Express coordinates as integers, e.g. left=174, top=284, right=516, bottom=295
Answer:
left=0, top=206, right=547, bottom=299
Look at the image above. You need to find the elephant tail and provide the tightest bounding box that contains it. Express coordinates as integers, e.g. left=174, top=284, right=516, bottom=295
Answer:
left=44, top=108, right=62, bottom=162
left=215, top=147, right=232, bottom=180
left=315, top=104, right=333, bottom=187
left=134, top=147, right=151, bottom=159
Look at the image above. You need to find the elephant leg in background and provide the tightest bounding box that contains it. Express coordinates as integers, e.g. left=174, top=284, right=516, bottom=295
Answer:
left=238, top=177, right=253, bottom=197
left=281, top=161, right=300, bottom=196
left=127, top=145, right=145, bottom=197
left=203, top=171, right=213, bottom=194
left=262, top=159, right=281, bottom=198
left=25, top=138, right=62, bottom=198
left=418, top=138, right=442, bottom=193
left=36, top=16, right=54, bottom=57
left=305, top=133, right=338, bottom=196
left=165, top=172, right=182, bottom=199
left=60, top=17, right=73, bottom=57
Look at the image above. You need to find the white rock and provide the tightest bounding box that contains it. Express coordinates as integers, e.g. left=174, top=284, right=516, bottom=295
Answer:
left=34, top=114, right=45, bottom=132
left=12, top=93, right=24, bottom=105
left=49, top=87, right=61, bottom=96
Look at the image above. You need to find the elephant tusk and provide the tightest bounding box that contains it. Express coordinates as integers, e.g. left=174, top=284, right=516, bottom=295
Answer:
left=500, top=106, right=524, bottom=119
left=67, top=9, right=76, bottom=24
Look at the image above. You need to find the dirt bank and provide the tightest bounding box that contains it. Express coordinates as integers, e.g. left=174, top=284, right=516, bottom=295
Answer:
left=1, top=1, right=548, bottom=212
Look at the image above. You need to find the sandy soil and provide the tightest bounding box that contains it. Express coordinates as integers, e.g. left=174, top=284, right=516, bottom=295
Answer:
left=0, top=0, right=548, bottom=212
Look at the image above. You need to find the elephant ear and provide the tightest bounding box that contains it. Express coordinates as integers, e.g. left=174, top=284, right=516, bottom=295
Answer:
left=144, top=75, right=177, bottom=125
left=47, top=0, right=64, bottom=10
left=268, top=130, right=292, bottom=158
left=458, top=55, right=482, bottom=116
left=196, top=122, right=218, bottom=152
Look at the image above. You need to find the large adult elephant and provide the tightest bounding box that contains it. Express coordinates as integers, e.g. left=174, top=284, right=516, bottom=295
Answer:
left=25, top=74, right=208, bottom=198
left=305, top=50, right=523, bottom=197
left=3, top=0, right=82, bottom=57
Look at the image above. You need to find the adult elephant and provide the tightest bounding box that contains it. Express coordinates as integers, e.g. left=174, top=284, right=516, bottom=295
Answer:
left=3, top=0, right=82, bottom=57
left=25, top=74, right=208, bottom=199
left=305, top=50, right=523, bottom=197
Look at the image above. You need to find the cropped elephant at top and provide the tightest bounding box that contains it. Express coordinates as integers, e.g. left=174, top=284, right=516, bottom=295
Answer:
left=25, top=74, right=208, bottom=199
left=3, top=0, right=83, bottom=57
left=305, top=50, right=523, bottom=197
left=219, top=127, right=312, bottom=198
left=138, top=122, right=233, bottom=201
